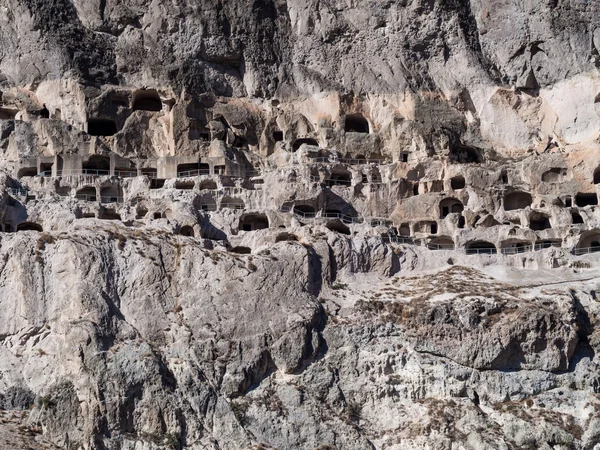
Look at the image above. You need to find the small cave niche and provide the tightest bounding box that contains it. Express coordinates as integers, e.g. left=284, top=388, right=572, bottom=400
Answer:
left=180, top=225, right=195, bottom=237
left=177, top=163, right=209, bottom=177
left=344, top=114, right=370, bottom=133
left=440, top=198, right=464, bottom=219
left=576, top=192, right=598, bottom=207
left=450, top=175, right=466, bottom=190
left=504, top=191, right=532, bottom=211
left=292, top=138, right=319, bottom=152
left=99, top=209, right=122, bottom=221
left=17, top=222, right=43, bottom=232
left=500, top=170, right=508, bottom=184
left=142, top=168, right=158, bottom=178
left=457, top=215, right=466, bottom=228
left=87, top=119, right=118, bottom=137
left=175, top=180, right=195, bottom=190
left=400, top=152, right=409, bottom=163
left=413, top=183, right=419, bottom=196
left=428, top=237, right=455, bottom=250
left=272, top=130, right=284, bottom=142
left=529, top=213, right=551, bottom=231
left=326, top=220, right=351, bottom=235
left=40, top=162, right=53, bottom=177
left=466, top=241, right=497, bottom=255
left=594, top=166, right=600, bottom=184
left=83, top=155, right=110, bottom=175
left=0, top=108, right=17, bottom=120
left=221, top=197, right=245, bottom=210
left=76, top=187, right=97, bottom=201
left=132, top=89, right=162, bottom=112
left=275, top=233, right=298, bottom=243
left=136, top=206, right=148, bottom=220
left=100, top=186, right=123, bottom=203
left=293, top=204, right=317, bottom=219
left=501, top=240, right=531, bottom=254
left=327, top=170, right=352, bottom=187
left=399, top=223, right=411, bottom=236
left=199, top=180, right=218, bottom=190
left=240, top=214, right=270, bottom=232
left=414, top=221, right=437, bottom=234
left=572, top=211, right=584, bottom=224
left=449, top=144, right=482, bottom=164
left=230, top=246, right=252, bottom=254
left=151, top=179, right=166, bottom=189
left=542, top=168, right=567, bottom=183
left=196, top=196, right=217, bottom=212
left=17, top=167, right=37, bottom=178
left=577, top=233, right=600, bottom=253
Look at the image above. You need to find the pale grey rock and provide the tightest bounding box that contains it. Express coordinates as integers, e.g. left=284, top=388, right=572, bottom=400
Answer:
left=0, top=0, right=599, bottom=449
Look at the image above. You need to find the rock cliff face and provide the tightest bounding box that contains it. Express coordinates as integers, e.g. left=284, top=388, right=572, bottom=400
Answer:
left=0, top=1, right=600, bottom=449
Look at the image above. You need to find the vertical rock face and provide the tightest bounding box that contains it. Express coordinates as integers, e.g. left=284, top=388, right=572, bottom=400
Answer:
left=0, top=1, right=599, bottom=449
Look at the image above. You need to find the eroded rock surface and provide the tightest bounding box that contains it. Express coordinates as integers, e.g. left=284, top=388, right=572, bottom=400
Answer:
left=0, top=0, right=599, bottom=449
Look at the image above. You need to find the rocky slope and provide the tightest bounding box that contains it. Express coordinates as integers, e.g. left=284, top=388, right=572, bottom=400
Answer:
left=0, top=1, right=599, bottom=449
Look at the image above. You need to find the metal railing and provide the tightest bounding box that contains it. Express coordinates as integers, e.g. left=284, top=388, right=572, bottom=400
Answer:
left=308, top=156, right=386, bottom=165
left=292, top=209, right=317, bottom=219
left=221, top=187, right=245, bottom=195
left=573, top=246, right=600, bottom=256
left=279, top=205, right=364, bottom=224
left=534, top=242, right=562, bottom=251
left=382, top=235, right=414, bottom=245
left=501, top=246, right=533, bottom=255
left=141, top=172, right=158, bottom=179
left=85, top=169, right=110, bottom=176
left=339, top=158, right=386, bottom=165
left=427, top=243, right=455, bottom=251
left=325, top=179, right=352, bottom=187
left=75, top=194, right=124, bottom=203
left=220, top=202, right=245, bottom=210
left=113, top=170, right=138, bottom=178
left=177, top=169, right=211, bottom=178
left=279, top=205, right=315, bottom=219
left=39, top=169, right=112, bottom=177
left=199, top=204, right=218, bottom=212
left=100, top=196, right=124, bottom=203
left=75, top=194, right=97, bottom=202
left=466, top=248, right=498, bottom=255
left=322, top=212, right=363, bottom=224
left=370, top=219, right=394, bottom=227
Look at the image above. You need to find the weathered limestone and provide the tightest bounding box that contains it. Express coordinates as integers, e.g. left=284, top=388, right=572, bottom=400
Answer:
left=0, top=0, right=599, bottom=449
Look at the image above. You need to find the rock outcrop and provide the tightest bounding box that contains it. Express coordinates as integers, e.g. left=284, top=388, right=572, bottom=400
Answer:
left=0, top=1, right=599, bottom=449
